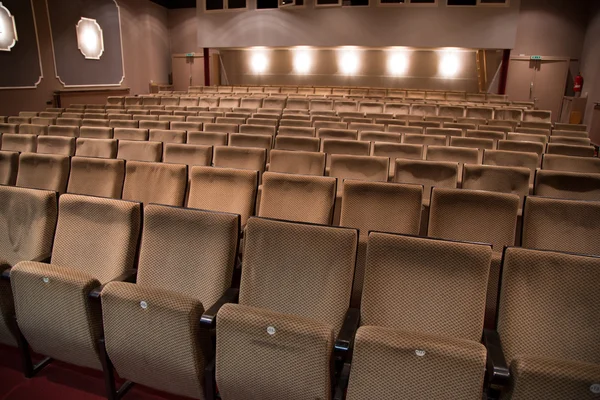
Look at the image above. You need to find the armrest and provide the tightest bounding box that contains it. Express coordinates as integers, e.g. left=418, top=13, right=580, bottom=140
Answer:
left=88, top=268, right=138, bottom=300
left=0, top=254, right=51, bottom=281
left=334, top=308, right=360, bottom=357
left=200, top=287, right=239, bottom=330
left=482, top=328, right=510, bottom=389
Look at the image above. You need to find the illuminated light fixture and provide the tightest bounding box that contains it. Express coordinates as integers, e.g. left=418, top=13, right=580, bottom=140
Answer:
left=439, top=50, right=460, bottom=78
left=250, top=49, right=268, bottom=74
left=387, top=50, right=409, bottom=76
left=76, top=17, right=104, bottom=60
left=293, top=47, right=312, bottom=74
left=0, top=2, right=18, bottom=52
left=338, top=47, right=360, bottom=75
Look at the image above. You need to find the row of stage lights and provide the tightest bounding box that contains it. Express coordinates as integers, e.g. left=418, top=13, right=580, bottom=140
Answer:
left=249, top=47, right=462, bottom=78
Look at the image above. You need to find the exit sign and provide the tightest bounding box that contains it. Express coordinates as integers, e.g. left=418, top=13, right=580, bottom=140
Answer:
left=186, top=53, right=195, bottom=57
left=530, top=55, right=542, bottom=60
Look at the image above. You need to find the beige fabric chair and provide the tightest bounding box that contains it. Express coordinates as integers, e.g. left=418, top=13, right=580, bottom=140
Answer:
left=466, top=107, right=494, bottom=120
left=240, top=124, right=277, bottom=137
left=102, top=205, right=239, bottom=399
left=494, top=108, right=523, bottom=121
left=229, top=133, right=272, bottom=152
left=450, top=137, right=495, bottom=151
left=487, top=120, right=517, bottom=131
left=329, top=154, right=389, bottom=195
left=534, top=170, right=600, bottom=201
left=506, top=133, right=548, bottom=145
left=340, top=181, right=422, bottom=305
left=546, top=143, right=595, bottom=157
left=426, top=146, right=480, bottom=185
left=551, top=129, right=589, bottom=138
left=277, top=126, right=315, bottom=138
left=213, top=146, right=266, bottom=174
left=314, top=121, right=348, bottom=131
left=109, top=120, right=139, bottom=129
left=269, top=149, right=325, bottom=176
left=521, top=196, right=600, bottom=256
left=75, top=138, right=118, bottom=159
left=16, top=153, right=70, bottom=194
left=117, top=140, right=162, bottom=162
left=139, top=121, right=169, bottom=130
left=274, top=136, right=320, bottom=153
left=148, top=129, right=186, bottom=144
left=49, top=125, right=80, bottom=137
left=388, top=125, right=424, bottom=135
left=554, top=123, right=587, bottom=132
left=372, top=143, right=424, bottom=179
left=497, top=140, right=544, bottom=157
left=345, top=233, right=491, bottom=400
left=215, top=217, right=357, bottom=400
left=82, top=119, right=110, bottom=128
left=462, top=164, right=530, bottom=206
left=19, top=124, right=48, bottom=136
left=523, top=109, right=551, bottom=122
left=549, top=136, right=592, bottom=146
left=496, top=247, right=600, bottom=399
left=349, top=123, right=385, bottom=133
left=258, top=172, right=336, bottom=224
left=438, top=105, right=465, bottom=118
left=36, top=136, right=76, bottom=156
left=204, top=123, right=239, bottom=134
left=466, top=129, right=506, bottom=141
left=67, top=157, right=125, bottom=199
left=0, top=123, right=19, bottom=133
left=187, top=166, right=258, bottom=227
left=358, top=131, right=402, bottom=143
left=428, top=187, right=519, bottom=326
left=541, top=154, right=600, bottom=173
left=163, top=143, right=212, bottom=167
left=79, top=127, right=114, bottom=139
left=321, top=139, right=370, bottom=169
left=0, top=186, right=57, bottom=347
left=515, top=127, right=550, bottom=136
left=114, top=128, right=149, bottom=141
left=403, top=134, right=446, bottom=146
left=0, top=151, right=19, bottom=185
left=122, top=161, right=187, bottom=206
left=10, top=194, right=140, bottom=369
left=2, top=134, right=37, bottom=153
left=410, top=104, right=438, bottom=117
left=32, top=117, right=57, bottom=126
left=393, top=159, right=459, bottom=206
left=188, top=131, right=228, bottom=146
left=317, top=128, right=358, bottom=140
left=483, top=149, right=540, bottom=189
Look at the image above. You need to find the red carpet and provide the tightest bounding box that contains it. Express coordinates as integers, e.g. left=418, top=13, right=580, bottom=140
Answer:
left=0, top=345, right=193, bottom=400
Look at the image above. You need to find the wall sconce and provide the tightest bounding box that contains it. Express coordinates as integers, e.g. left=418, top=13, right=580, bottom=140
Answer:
left=76, top=17, right=104, bottom=60
left=293, top=47, right=312, bottom=74
left=388, top=49, right=409, bottom=76
left=439, top=50, right=460, bottom=78
left=250, top=48, right=269, bottom=74
left=338, top=47, right=360, bottom=75
left=0, top=2, right=18, bottom=52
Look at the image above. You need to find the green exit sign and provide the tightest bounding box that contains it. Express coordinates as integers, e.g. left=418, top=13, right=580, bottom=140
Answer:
left=530, top=55, right=542, bottom=60
left=186, top=53, right=195, bottom=57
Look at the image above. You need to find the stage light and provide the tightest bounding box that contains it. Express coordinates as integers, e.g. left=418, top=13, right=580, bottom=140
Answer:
left=439, top=51, right=460, bottom=78
left=293, top=48, right=312, bottom=74
left=338, top=48, right=360, bottom=75
left=76, top=17, right=104, bottom=60
left=388, top=51, right=409, bottom=76
left=250, top=50, right=268, bottom=74
left=0, top=3, right=18, bottom=52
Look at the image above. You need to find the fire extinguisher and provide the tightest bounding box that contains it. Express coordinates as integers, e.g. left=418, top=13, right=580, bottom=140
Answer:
left=574, top=73, right=584, bottom=96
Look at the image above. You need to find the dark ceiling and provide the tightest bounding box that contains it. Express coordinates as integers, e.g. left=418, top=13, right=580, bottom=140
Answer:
left=149, top=0, right=196, bottom=8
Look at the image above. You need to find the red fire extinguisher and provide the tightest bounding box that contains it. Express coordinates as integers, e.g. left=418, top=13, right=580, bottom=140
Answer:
left=574, top=73, right=584, bottom=95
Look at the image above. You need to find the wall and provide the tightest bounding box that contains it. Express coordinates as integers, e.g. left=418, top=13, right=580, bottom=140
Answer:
left=196, top=0, right=521, bottom=50
left=580, top=2, right=600, bottom=129
left=168, top=8, right=197, bottom=54
left=0, top=0, right=170, bottom=117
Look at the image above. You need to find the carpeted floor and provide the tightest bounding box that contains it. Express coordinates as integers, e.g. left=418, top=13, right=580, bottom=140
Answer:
left=0, top=345, right=193, bottom=400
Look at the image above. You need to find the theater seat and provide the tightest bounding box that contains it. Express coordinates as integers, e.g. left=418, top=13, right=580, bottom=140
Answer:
left=67, top=157, right=125, bottom=199
left=1, top=134, right=37, bottom=153
left=329, top=154, right=389, bottom=195
left=117, top=140, right=162, bottom=162
left=269, top=149, right=325, bottom=176
left=36, top=136, right=76, bottom=156
left=187, top=166, right=258, bottom=227
left=0, top=151, right=19, bottom=185
left=495, top=247, right=600, bottom=399
left=0, top=186, right=57, bottom=347
left=213, top=146, right=266, bottom=175
left=462, top=164, right=530, bottom=206
left=75, top=138, right=118, bottom=159
left=274, top=136, right=320, bottom=152
left=258, top=172, right=336, bottom=224
left=534, top=170, right=600, bottom=201
left=188, top=131, right=228, bottom=146
left=546, top=143, right=595, bottom=157
left=122, top=161, right=187, bottom=206
left=163, top=143, right=212, bottom=167
left=521, top=196, right=600, bottom=256
left=344, top=233, right=492, bottom=400
left=214, top=217, right=358, bottom=400
left=101, top=205, right=240, bottom=399
left=16, top=153, right=70, bottom=194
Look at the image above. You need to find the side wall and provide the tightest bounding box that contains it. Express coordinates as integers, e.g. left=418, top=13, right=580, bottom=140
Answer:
left=0, top=0, right=170, bottom=116
left=580, top=2, right=600, bottom=128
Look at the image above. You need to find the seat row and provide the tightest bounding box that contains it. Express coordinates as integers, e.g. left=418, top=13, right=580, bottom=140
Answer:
left=0, top=186, right=598, bottom=399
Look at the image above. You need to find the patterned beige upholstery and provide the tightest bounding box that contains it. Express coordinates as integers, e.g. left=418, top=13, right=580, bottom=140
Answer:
left=114, top=128, right=149, bottom=141
left=371, top=143, right=424, bottom=178
left=0, top=123, right=19, bottom=133
left=466, top=129, right=506, bottom=141
left=523, top=110, right=552, bottom=122
left=497, top=140, right=544, bottom=156
left=340, top=181, right=422, bottom=305
left=229, top=133, right=272, bottom=152
left=534, top=170, right=600, bottom=201
left=345, top=233, right=491, bottom=400
left=187, top=131, right=228, bottom=146
left=521, top=196, right=600, bottom=256
left=213, top=146, right=266, bottom=174
left=204, top=123, right=239, bottom=133
left=139, top=120, right=169, bottom=130
left=240, top=124, right=277, bottom=137
left=75, top=138, right=118, bottom=158
left=358, top=131, right=402, bottom=143
left=551, top=129, right=589, bottom=138
left=148, top=129, right=186, bottom=144
left=109, top=120, right=139, bottom=129
left=462, top=164, right=530, bottom=205
left=277, top=126, right=315, bottom=137
left=321, top=139, right=370, bottom=162
left=19, top=124, right=48, bottom=136
left=404, top=133, right=447, bottom=146
left=117, top=140, right=162, bottom=162
left=16, top=153, right=70, bottom=194
left=393, top=159, right=458, bottom=204
left=37, top=136, right=76, bottom=156
left=466, top=106, right=494, bottom=120
left=10, top=194, right=141, bottom=369
left=0, top=151, right=19, bottom=185
left=546, top=143, right=595, bottom=157
left=507, top=133, right=548, bottom=145
left=269, top=149, right=325, bottom=176
left=428, top=188, right=519, bottom=326
left=122, top=161, right=187, bottom=206
left=67, top=157, right=125, bottom=199
left=554, top=123, right=588, bottom=132
left=258, top=172, right=336, bottom=224
left=163, top=143, right=212, bottom=166
left=450, top=137, right=495, bottom=150
left=329, top=154, right=389, bottom=194
left=187, top=166, right=258, bottom=227
left=541, top=154, right=600, bottom=173
left=2, top=134, right=37, bottom=153
left=216, top=217, right=357, bottom=400
left=426, top=145, right=480, bottom=168
left=483, top=150, right=540, bottom=187
left=317, top=128, right=358, bottom=140
left=102, top=205, right=239, bottom=399
left=274, top=136, right=320, bottom=152
left=497, top=247, right=600, bottom=399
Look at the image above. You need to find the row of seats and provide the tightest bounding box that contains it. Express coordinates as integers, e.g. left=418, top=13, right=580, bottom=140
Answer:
left=1, top=186, right=597, bottom=399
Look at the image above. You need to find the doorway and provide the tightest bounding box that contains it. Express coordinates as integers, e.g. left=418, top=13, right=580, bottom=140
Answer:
left=505, top=57, right=570, bottom=122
